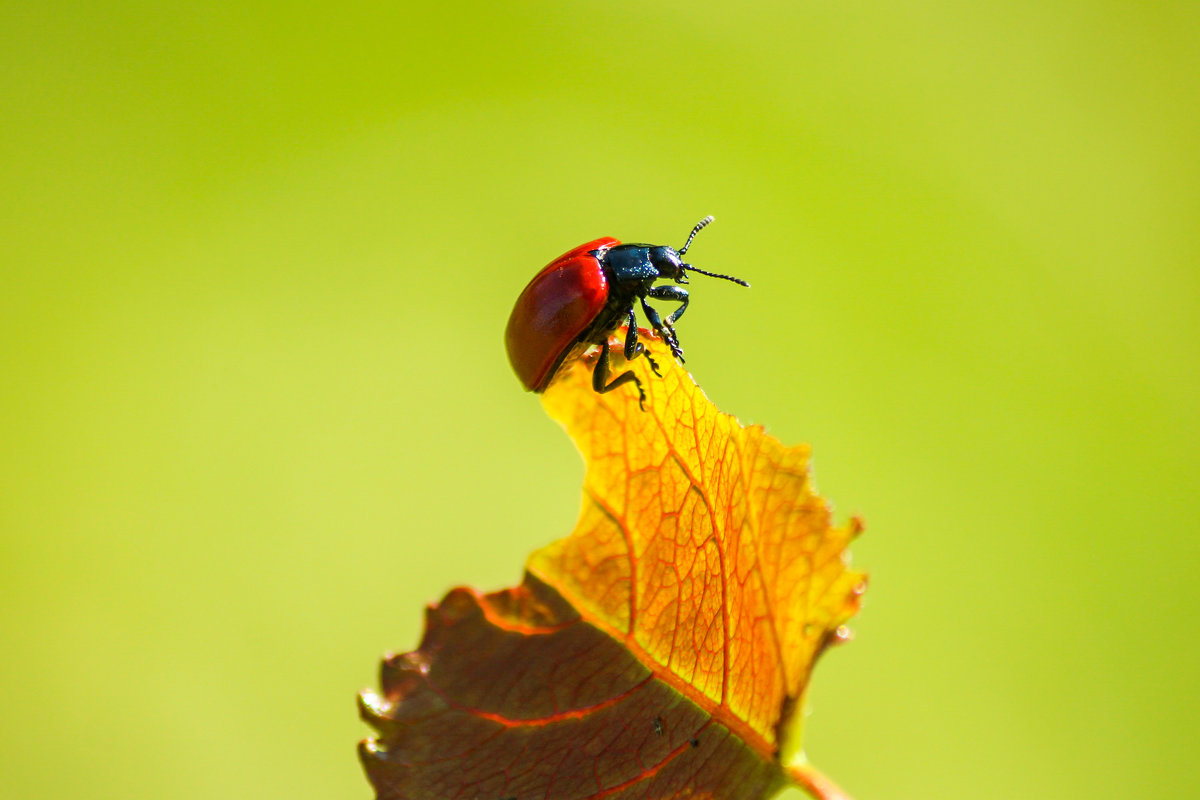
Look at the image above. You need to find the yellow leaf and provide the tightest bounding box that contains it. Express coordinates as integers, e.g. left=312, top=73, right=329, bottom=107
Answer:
left=529, top=332, right=866, bottom=764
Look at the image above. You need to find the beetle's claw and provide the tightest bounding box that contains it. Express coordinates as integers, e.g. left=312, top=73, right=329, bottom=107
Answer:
left=664, top=329, right=685, bottom=363
left=645, top=351, right=662, bottom=378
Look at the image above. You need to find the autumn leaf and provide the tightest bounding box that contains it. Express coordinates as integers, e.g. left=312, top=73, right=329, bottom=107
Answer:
left=360, top=332, right=866, bottom=800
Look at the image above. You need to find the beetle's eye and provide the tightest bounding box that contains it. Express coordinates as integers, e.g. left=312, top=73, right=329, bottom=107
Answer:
left=662, top=250, right=686, bottom=280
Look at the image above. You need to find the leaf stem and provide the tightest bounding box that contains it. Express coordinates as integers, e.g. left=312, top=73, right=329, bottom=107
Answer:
left=785, top=763, right=855, bottom=800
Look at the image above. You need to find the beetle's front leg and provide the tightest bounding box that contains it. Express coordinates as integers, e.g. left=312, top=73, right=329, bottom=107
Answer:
left=647, top=284, right=690, bottom=327
left=640, top=296, right=685, bottom=363
left=624, top=309, right=661, bottom=377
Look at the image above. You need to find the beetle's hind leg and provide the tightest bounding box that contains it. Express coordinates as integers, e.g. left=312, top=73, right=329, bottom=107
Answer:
left=623, top=309, right=661, bottom=377
left=594, top=338, right=647, bottom=411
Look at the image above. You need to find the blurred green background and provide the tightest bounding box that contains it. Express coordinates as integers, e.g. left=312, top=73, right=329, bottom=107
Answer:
left=2, top=2, right=1197, bottom=798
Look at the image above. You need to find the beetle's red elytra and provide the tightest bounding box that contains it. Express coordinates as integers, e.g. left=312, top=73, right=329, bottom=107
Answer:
left=505, top=237, right=617, bottom=393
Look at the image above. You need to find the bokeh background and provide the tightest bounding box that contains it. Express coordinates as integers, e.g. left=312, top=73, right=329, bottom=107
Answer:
left=3, top=2, right=1198, bottom=799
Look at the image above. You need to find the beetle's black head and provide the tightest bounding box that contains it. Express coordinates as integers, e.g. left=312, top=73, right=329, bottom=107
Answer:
left=647, top=245, right=686, bottom=280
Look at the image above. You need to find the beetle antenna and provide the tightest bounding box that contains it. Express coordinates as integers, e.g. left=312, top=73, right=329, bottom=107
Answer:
left=682, top=264, right=750, bottom=287
left=678, top=215, right=715, bottom=256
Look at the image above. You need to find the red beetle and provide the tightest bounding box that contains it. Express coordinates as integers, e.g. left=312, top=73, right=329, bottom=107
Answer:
left=504, top=216, right=748, bottom=409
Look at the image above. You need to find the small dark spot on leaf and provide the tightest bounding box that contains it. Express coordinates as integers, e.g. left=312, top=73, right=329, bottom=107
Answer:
left=690, top=738, right=700, bottom=747
left=652, top=716, right=664, bottom=736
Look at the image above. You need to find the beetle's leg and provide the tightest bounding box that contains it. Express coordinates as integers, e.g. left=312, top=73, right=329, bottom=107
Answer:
left=594, top=338, right=647, bottom=411
left=623, top=310, right=642, bottom=360
left=647, top=285, right=690, bottom=363
left=624, top=309, right=661, bottom=377
left=640, top=296, right=685, bottom=363
left=644, top=349, right=662, bottom=378
left=647, top=284, right=690, bottom=327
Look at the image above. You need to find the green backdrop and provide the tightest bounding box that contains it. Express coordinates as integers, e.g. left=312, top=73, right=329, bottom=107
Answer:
left=3, top=2, right=1197, bottom=799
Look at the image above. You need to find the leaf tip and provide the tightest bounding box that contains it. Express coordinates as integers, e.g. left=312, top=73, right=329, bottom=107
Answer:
left=358, top=688, right=399, bottom=744
left=380, top=651, right=430, bottom=697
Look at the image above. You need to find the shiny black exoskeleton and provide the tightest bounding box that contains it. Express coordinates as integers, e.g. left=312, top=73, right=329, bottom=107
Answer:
left=584, top=216, right=749, bottom=407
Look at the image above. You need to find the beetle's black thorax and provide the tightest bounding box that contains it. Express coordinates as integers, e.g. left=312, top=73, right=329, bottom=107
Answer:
left=602, top=244, right=663, bottom=283
left=585, top=244, right=660, bottom=335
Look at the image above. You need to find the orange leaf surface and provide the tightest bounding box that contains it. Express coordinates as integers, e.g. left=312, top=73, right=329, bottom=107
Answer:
left=360, top=332, right=866, bottom=800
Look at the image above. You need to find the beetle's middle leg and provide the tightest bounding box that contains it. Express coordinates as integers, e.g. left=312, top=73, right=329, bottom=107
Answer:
left=623, top=308, right=661, bottom=377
